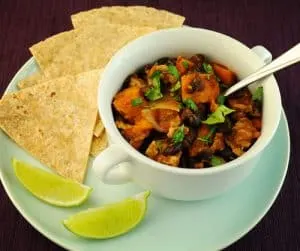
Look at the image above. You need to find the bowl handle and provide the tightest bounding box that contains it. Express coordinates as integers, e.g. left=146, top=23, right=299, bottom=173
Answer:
left=92, top=144, right=131, bottom=184
left=251, top=45, right=272, bottom=65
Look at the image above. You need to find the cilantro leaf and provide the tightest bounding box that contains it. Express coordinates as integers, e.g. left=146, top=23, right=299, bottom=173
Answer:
left=151, top=70, right=161, bottom=79
left=170, top=81, right=181, bottom=92
left=131, top=97, right=143, bottom=106
left=252, top=86, right=263, bottom=102
left=202, top=62, right=214, bottom=74
left=183, top=98, right=198, bottom=112
left=202, top=105, right=235, bottom=125
left=145, top=87, right=163, bottom=101
left=168, top=65, right=180, bottom=80
left=182, top=61, right=189, bottom=69
left=145, top=71, right=163, bottom=101
left=217, top=95, right=226, bottom=105
left=211, top=155, right=226, bottom=166
left=172, top=125, right=185, bottom=144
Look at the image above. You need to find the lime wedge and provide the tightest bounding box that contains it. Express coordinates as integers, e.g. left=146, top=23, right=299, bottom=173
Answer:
left=12, top=158, right=92, bottom=207
left=63, top=190, right=151, bottom=239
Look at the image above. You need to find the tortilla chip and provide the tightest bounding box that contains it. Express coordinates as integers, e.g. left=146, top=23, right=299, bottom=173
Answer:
left=29, top=29, right=81, bottom=71
left=29, top=22, right=156, bottom=79
left=93, top=114, right=104, bottom=137
left=71, top=6, right=185, bottom=29
left=0, top=70, right=101, bottom=182
left=18, top=71, right=46, bottom=89
left=90, top=131, right=108, bottom=157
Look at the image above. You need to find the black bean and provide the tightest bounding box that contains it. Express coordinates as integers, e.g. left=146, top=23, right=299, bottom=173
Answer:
left=156, top=57, right=170, bottom=65
left=182, top=127, right=197, bottom=148
left=181, top=108, right=201, bottom=127
left=164, top=143, right=182, bottom=155
left=190, top=54, right=205, bottom=72
left=217, top=147, right=236, bottom=161
left=191, top=78, right=205, bottom=92
left=217, top=117, right=232, bottom=134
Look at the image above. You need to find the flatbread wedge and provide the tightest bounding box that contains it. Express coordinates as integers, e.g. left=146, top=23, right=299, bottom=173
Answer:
left=29, top=29, right=81, bottom=72
left=29, top=22, right=156, bottom=79
left=90, top=131, right=108, bottom=157
left=18, top=71, right=46, bottom=89
left=0, top=70, right=101, bottom=182
left=71, top=6, right=185, bottom=29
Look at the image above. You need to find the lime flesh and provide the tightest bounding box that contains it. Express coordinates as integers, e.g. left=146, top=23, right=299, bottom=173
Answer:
left=12, top=158, right=92, bottom=207
left=63, top=190, right=151, bottom=239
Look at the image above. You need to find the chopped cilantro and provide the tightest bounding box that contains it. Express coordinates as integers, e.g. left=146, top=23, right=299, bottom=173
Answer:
left=198, top=126, right=216, bottom=143
left=131, top=97, right=143, bottom=106
left=145, top=71, right=163, bottom=101
left=210, top=155, right=226, bottom=166
left=170, top=81, right=181, bottom=92
left=217, top=95, right=226, bottom=105
left=183, top=98, right=198, bottom=112
left=151, top=70, right=161, bottom=79
left=202, top=105, right=235, bottom=125
left=202, top=62, right=214, bottom=74
left=168, top=65, right=180, bottom=80
left=172, top=125, right=185, bottom=144
left=182, top=61, right=189, bottom=69
left=252, top=86, right=263, bottom=102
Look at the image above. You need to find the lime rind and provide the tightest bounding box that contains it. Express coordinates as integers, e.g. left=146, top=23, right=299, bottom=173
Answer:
left=12, top=158, right=92, bottom=207
left=63, top=190, right=151, bottom=239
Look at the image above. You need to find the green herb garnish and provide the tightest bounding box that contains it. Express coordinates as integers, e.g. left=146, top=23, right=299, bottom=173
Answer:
left=131, top=97, right=143, bottom=106
left=202, top=62, right=214, bottom=74
left=202, top=105, right=235, bottom=125
left=151, top=70, right=161, bottom=79
left=168, top=65, right=180, bottom=80
left=172, top=125, right=185, bottom=144
left=217, top=95, right=226, bottom=105
left=170, top=81, right=181, bottom=92
left=210, top=155, right=226, bottom=166
left=198, top=126, right=217, bottom=143
left=145, top=71, right=163, bottom=101
left=182, top=61, right=189, bottom=69
left=183, top=98, right=198, bottom=112
left=252, top=86, right=263, bottom=102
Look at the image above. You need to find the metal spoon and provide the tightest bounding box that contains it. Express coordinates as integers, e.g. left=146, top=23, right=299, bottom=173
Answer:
left=224, top=43, right=300, bottom=96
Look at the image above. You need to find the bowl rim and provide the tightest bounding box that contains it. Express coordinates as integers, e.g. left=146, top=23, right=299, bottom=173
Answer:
left=98, top=27, right=282, bottom=176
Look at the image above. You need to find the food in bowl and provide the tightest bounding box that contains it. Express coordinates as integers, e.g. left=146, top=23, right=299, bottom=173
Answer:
left=112, top=54, right=263, bottom=168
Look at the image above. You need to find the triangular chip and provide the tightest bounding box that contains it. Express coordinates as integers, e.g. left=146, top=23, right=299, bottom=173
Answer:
left=18, top=71, right=45, bottom=89
left=29, top=29, right=81, bottom=72
left=0, top=70, right=101, bottom=182
left=71, top=6, right=185, bottom=29
left=29, top=22, right=156, bottom=79
left=93, top=114, right=104, bottom=137
left=90, top=131, right=108, bottom=157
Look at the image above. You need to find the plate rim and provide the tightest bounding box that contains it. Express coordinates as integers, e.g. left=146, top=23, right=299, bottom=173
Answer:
left=0, top=57, right=291, bottom=251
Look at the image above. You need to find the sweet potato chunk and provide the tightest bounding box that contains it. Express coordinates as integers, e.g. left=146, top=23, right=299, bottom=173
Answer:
left=212, top=63, right=237, bottom=86
left=210, top=133, right=225, bottom=152
left=113, top=86, right=147, bottom=123
left=117, top=119, right=153, bottom=149
left=189, top=124, right=211, bottom=157
left=176, top=56, right=195, bottom=75
left=227, top=89, right=253, bottom=113
left=145, top=140, right=182, bottom=167
left=226, top=117, right=260, bottom=156
left=181, top=72, right=219, bottom=111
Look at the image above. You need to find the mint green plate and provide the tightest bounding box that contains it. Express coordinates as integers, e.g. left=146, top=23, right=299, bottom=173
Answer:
left=0, top=58, right=290, bottom=251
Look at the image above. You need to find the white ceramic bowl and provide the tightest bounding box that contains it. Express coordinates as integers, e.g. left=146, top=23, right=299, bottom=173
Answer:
left=92, top=27, right=282, bottom=201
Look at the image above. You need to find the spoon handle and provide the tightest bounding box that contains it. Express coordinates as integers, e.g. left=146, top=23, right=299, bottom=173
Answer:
left=224, top=43, right=300, bottom=96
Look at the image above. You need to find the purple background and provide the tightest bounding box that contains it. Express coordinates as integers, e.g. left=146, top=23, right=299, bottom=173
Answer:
left=0, top=0, right=299, bottom=250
